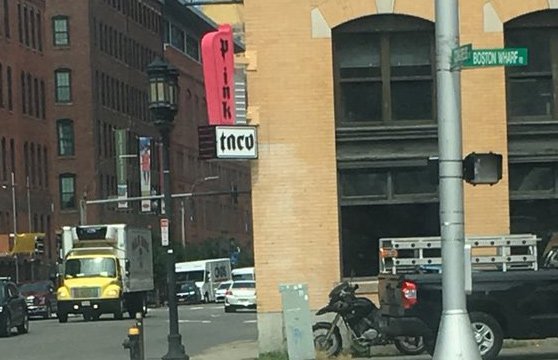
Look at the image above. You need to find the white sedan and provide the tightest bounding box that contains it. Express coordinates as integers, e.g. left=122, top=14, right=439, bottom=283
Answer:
left=215, top=281, right=232, bottom=303
left=224, top=281, right=256, bottom=312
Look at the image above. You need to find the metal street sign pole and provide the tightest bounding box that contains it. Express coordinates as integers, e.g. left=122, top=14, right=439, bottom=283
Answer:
left=433, top=0, right=482, bottom=359
left=79, top=190, right=250, bottom=224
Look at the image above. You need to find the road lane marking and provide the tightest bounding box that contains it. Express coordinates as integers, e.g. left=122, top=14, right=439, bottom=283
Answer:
left=171, top=319, right=212, bottom=323
left=243, top=320, right=257, bottom=323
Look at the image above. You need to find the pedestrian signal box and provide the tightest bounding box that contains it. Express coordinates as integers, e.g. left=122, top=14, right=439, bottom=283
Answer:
left=463, top=152, right=503, bottom=186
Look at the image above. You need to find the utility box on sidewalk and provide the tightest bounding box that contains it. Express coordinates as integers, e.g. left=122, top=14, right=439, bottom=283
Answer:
left=279, top=284, right=315, bottom=360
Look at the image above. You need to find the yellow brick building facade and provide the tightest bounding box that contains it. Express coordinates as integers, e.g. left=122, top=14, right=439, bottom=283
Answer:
left=207, top=0, right=558, bottom=353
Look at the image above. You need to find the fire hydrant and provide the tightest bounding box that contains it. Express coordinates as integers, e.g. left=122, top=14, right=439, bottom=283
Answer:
left=123, top=325, right=141, bottom=360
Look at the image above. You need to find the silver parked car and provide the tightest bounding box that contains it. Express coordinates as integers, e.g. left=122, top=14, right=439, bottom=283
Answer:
left=215, top=281, right=232, bottom=303
left=224, top=281, right=256, bottom=313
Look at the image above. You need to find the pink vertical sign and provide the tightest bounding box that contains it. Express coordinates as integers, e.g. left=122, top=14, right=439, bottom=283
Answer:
left=201, top=24, right=236, bottom=125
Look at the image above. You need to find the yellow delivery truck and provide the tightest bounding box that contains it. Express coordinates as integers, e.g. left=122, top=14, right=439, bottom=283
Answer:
left=56, top=224, right=153, bottom=322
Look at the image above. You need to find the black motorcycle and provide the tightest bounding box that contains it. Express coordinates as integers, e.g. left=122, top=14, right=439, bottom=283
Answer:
left=313, top=281, right=424, bottom=357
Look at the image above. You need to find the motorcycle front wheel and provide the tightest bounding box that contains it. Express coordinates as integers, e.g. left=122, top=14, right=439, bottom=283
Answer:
left=312, top=322, right=342, bottom=357
left=394, top=336, right=425, bottom=355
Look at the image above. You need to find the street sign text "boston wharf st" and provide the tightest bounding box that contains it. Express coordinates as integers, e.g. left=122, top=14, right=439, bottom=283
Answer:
left=463, top=48, right=528, bottom=67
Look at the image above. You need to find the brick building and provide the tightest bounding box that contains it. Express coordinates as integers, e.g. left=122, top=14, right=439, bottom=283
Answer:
left=45, top=0, right=163, bottom=232
left=0, top=0, right=252, bottom=281
left=0, top=0, right=52, bottom=280
left=242, top=0, right=558, bottom=352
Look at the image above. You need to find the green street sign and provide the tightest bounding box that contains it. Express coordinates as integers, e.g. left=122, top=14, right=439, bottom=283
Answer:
left=451, top=44, right=472, bottom=69
left=463, top=48, right=528, bottom=67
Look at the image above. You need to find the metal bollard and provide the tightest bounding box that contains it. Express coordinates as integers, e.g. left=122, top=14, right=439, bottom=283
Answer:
left=122, top=325, right=141, bottom=360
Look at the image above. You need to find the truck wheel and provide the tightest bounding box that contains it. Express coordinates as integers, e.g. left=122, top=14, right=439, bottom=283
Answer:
left=17, top=313, right=29, bottom=334
left=58, top=313, right=68, bottom=323
left=0, top=315, right=11, bottom=337
left=470, top=312, right=503, bottom=360
left=114, top=300, right=124, bottom=320
left=142, top=297, right=148, bottom=317
left=128, top=307, right=143, bottom=319
left=312, top=322, right=342, bottom=357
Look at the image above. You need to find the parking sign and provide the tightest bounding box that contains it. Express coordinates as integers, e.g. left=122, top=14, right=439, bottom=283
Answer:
left=160, top=218, right=169, bottom=246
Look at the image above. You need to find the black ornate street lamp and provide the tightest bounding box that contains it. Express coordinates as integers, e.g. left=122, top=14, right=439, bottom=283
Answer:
left=147, top=57, right=188, bottom=360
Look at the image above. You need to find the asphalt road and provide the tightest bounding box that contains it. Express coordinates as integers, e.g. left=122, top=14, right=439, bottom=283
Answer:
left=0, top=303, right=257, bottom=360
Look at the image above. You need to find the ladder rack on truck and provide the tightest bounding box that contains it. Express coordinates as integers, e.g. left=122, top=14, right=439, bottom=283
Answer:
left=379, top=234, right=540, bottom=274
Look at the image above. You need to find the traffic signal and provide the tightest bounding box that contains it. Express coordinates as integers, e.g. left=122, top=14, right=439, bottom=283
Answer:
left=34, top=234, right=45, bottom=256
left=463, top=152, right=503, bottom=185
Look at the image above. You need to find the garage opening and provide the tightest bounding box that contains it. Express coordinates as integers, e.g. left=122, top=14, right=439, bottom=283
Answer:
left=511, top=199, right=558, bottom=256
left=340, top=203, right=440, bottom=277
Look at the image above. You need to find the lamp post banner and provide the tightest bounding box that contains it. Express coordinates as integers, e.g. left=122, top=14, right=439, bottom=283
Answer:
left=202, top=24, right=236, bottom=125
left=139, top=137, right=152, bottom=212
left=115, top=129, right=128, bottom=209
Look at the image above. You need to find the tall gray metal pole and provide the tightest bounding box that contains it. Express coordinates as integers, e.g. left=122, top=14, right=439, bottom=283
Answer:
left=11, top=172, right=18, bottom=284
left=180, top=199, right=186, bottom=246
left=26, top=176, right=32, bottom=231
left=11, top=172, right=17, bottom=235
left=27, top=176, right=34, bottom=281
left=11, top=171, right=19, bottom=283
left=433, top=1, right=482, bottom=359
left=79, top=198, right=88, bottom=225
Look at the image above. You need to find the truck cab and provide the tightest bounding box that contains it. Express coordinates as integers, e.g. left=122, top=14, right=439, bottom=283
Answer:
left=57, top=248, right=125, bottom=322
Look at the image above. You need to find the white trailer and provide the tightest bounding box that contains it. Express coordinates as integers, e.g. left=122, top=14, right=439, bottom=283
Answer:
left=175, top=258, right=231, bottom=302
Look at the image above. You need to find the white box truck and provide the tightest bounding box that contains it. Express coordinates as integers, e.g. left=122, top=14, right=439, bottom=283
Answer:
left=175, top=258, right=231, bottom=302
left=56, top=224, right=154, bottom=322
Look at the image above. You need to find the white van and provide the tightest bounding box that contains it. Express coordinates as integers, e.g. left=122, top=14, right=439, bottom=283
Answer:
left=175, top=258, right=231, bottom=302
left=231, top=267, right=255, bottom=281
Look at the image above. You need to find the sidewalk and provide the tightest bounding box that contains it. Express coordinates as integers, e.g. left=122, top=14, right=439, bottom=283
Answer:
left=190, top=338, right=558, bottom=360
left=191, top=340, right=259, bottom=360
left=190, top=340, right=399, bottom=360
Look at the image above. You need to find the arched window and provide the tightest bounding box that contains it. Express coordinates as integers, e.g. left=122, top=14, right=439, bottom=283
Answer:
left=505, top=10, right=558, bottom=121
left=333, top=15, right=435, bottom=124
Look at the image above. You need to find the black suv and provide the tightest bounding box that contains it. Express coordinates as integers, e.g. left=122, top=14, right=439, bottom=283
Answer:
left=0, top=278, right=29, bottom=337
